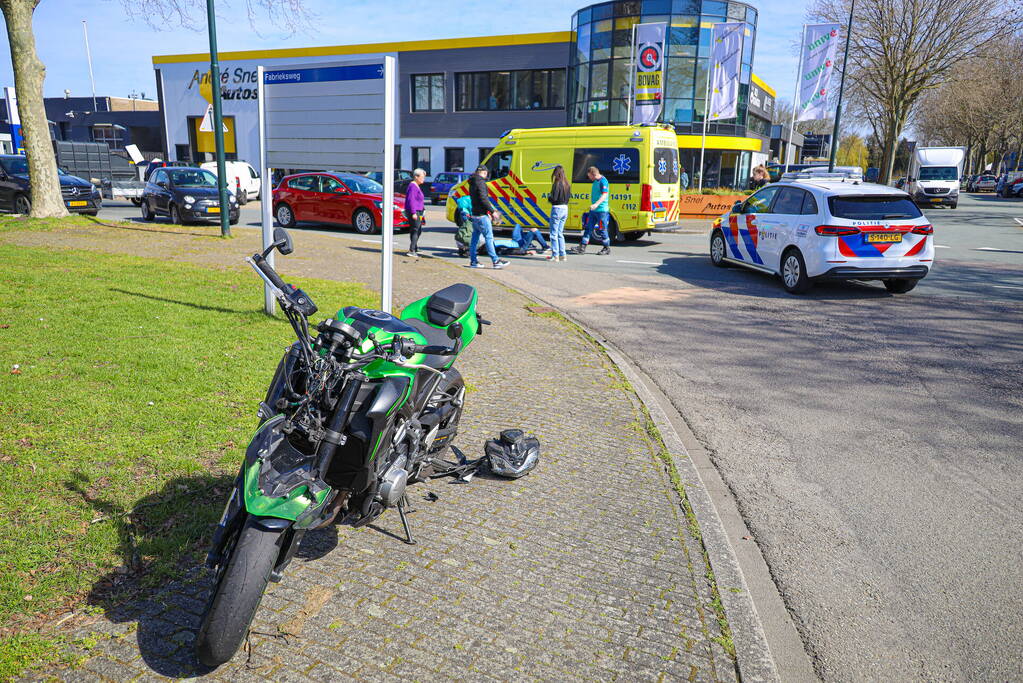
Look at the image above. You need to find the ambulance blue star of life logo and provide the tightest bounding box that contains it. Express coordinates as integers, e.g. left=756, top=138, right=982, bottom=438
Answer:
left=658, top=157, right=667, bottom=175
left=612, top=154, right=631, bottom=175
left=673, top=158, right=679, bottom=175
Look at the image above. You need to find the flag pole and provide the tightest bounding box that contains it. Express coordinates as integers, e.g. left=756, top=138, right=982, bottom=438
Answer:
left=785, top=24, right=807, bottom=174
left=698, top=32, right=714, bottom=192
left=626, top=22, right=637, bottom=126
left=828, top=0, right=855, bottom=172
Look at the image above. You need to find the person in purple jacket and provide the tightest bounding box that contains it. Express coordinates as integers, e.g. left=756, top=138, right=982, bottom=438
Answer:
left=403, top=169, right=427, bottom=258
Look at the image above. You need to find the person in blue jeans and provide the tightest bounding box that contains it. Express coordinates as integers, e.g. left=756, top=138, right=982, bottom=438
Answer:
left=512, top=224, right=548, bottom=254
left=467, top=165, right=510, bottom=269
left=574, top=166, right=611, bottom=255
left=546, top=165, right=570, bottom=261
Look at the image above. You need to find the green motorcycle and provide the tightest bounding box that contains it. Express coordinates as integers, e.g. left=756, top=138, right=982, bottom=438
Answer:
left=196, top=227, right=487, bottom=667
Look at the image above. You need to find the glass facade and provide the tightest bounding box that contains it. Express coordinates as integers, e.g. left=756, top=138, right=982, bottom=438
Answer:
left=569, top=0, right=757, bottom=136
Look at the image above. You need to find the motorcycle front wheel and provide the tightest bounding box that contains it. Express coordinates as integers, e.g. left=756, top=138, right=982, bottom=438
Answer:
left=195, top=518, right=284, bottom=667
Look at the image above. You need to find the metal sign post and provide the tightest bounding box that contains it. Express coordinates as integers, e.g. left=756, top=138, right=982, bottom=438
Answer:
left=258, top=57, right=395, bottom=315
left=256, top=65, right=275, bottom=316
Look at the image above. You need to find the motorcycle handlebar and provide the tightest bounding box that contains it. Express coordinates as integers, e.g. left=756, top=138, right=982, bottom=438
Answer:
left=252, top=253, right=288, bottom=292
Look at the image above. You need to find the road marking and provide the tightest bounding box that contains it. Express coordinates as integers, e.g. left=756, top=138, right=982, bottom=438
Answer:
left=361, top=239, right=379, bottom=244
left=992, top=285, right=1023, bottom=290
left=975, top=247, right=1010, bottom=252
left=1014, top=218, right=1023, bottom=226
left=934, top=245, right=951, bottom=249
left=617, top=260, right=661, bottom=266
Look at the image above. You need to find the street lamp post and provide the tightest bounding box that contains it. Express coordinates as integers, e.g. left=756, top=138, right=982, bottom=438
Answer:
left=206, top=0, right=231, bottom=238
left=828, top=0, right=855, bottom=172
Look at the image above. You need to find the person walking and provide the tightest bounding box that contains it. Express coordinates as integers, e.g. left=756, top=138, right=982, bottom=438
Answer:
left=467, top=165, right=509, bottom=269
left=680, top=166, right=690, bottom=191
left=403, top=169, right=427, bottom=258
left=546, top=164, right=570, bottom=261
left=574, top=166, right=611, bottom=255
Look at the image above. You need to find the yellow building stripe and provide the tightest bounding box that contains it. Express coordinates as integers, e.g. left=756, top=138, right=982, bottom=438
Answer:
left=152, top=31, right=573, bottom=65
left=677, top=134, right=763, bottom=152
left=750, top=73, right=776, bottom=98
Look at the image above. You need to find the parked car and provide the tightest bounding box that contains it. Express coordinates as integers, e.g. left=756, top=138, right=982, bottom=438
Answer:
left=364, top=169, right=432, bottom=198
left=140, top=166, right=239, bottom=225
left=1002, top=176, right=1023, bottom=198
left=0, top=154, right=102, bottom=215
left=199, top=160, right=261, bottom=204
left=429, top=171, right=472, bottom=204
left=971, top=174, right=997, bottom=192
left=272, top=171, right=408, bottom=234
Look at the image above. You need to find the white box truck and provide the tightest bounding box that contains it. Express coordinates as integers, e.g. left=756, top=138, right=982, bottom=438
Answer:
left=907, top=146, right=965, bottom=209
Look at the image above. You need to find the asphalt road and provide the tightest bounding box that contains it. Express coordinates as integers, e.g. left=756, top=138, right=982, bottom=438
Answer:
left=98, top=194, right=1023, bottom=680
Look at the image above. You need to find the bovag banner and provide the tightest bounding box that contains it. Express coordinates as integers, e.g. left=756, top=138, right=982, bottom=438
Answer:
left=797, top=23, right=840, bottom=121
left=632, top=22, right=667, bottom=124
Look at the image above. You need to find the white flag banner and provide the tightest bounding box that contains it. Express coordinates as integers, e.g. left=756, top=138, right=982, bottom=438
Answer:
left=708, top=22, right=744, bottom=120
left=632, top=22, right=667, bottom=124
left=797, top=23, right=840, bottom=122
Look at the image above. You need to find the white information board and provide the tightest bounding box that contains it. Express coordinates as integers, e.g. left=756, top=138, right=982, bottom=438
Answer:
left=257, top=57, right=396, bottom=314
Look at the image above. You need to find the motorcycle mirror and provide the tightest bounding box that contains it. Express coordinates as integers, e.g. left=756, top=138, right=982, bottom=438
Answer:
left=273, top=227, right=294, bottom=255
left=447, top=322, right=463, bottom=340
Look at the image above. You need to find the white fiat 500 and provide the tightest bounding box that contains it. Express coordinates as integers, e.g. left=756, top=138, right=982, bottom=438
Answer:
left=709, top=177, right=934, bottom=294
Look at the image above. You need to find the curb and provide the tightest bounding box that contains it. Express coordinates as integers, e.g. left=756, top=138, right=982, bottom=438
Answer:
left=480, top=278, right=818, bottom=683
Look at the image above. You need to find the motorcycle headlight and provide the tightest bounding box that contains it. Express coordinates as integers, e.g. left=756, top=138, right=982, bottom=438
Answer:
left=183, top=195, right=196, bottom=204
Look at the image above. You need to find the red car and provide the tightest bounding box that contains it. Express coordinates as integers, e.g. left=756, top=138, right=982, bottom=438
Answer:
left=272, top=171, right=408, bottom=234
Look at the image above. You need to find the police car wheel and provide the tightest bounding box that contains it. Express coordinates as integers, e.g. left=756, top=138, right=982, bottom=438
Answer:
left=781, top=248, right=812, bottom=294
left=883, top=278, right=917, bottom=294
left=710, top=230, right=728, bottom=267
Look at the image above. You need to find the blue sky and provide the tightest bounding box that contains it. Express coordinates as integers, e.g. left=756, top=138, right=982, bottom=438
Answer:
left=0, top=0, right=808, bottom=106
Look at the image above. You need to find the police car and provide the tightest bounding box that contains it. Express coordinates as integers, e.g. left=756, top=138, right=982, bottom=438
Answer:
left=709, top=173, right=934, bottom=294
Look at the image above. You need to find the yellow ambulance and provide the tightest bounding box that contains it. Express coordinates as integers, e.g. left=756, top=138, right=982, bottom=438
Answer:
left=446, top=124, right=681, bottom=241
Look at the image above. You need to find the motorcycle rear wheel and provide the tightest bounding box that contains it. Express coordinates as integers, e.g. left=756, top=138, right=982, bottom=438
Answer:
left=195, top=518, right=283, bottom=668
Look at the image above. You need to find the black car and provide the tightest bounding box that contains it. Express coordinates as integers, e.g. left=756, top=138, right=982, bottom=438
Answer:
left=0, top=154, right=102, bottom=215
left=140, top=166, right=239, bottom=225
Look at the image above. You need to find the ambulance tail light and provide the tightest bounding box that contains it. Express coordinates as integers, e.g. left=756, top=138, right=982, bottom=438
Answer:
left=911, top=224, right=934, bottom=235
left=815, top=225, right=860, bottom=236
left=641, top=184, right=652, bottom=212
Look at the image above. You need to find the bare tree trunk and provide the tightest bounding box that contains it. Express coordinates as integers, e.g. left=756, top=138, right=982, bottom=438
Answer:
left=879, top=118, right=900, bottom=185
left=0, top=0, right=66, bottom=217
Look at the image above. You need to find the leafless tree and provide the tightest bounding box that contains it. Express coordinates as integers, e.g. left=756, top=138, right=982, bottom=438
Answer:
left=809, top=0, right=1021, bottom=183
left=0, top=0, right=312, bottom=218
left=916, top=38, right=1023, bottom=175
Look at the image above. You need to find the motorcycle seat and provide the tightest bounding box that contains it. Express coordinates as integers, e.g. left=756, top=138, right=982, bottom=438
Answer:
left=426, top=284, right=475, bottom=327
left=404, top=318, right=452, bottom=369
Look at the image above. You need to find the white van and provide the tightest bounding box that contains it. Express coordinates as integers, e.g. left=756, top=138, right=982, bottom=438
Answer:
left=906, top=147, right=965, bottom=209
left=199, top=160, right=261, bottom=204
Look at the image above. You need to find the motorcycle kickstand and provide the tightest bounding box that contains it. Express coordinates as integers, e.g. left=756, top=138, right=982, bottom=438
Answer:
left=397, top=494, right=417, bottom=546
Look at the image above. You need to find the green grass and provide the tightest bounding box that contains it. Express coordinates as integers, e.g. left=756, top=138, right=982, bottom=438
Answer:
left=0, top=244, right=375, bottom=677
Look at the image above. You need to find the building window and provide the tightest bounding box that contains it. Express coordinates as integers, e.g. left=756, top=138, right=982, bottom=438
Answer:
left=91, top=124, right=124, bottom=150
left=412, top=147, right=431, bottom=175
left=455, top=69, right=566, bottom=111
left=394, top=144, right=402, bottom=170
left=444, top=148, right=465, bottom=172
left=412, top=74, right=445, bottom=112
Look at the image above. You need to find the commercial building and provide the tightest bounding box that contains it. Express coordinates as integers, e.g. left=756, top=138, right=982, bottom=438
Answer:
left=152, top=1, right=777, bottom=188
left=0, top=95, right=162, bottom=156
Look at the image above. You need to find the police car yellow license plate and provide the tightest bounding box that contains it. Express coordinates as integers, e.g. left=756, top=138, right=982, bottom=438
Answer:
left=655, top=211, right=666, bottom=220
left=206, top=206, right=220, bottom=213
left=866, top=232, right=902, bottom=243
left=67, top=201, right=87, bottom=207
left=930, top=198, right=942, bottom=202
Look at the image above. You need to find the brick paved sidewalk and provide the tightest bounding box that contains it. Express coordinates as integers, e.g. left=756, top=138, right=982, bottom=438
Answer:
left=8, top=223, right=737, bottom=682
